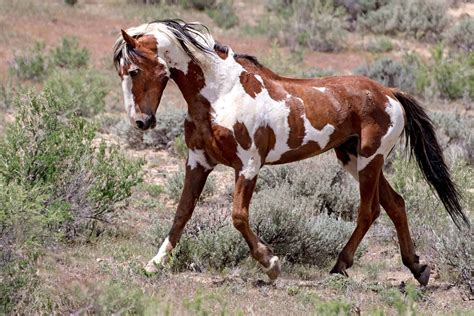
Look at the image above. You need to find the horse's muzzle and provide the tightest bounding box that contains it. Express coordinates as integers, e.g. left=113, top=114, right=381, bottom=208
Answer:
left=135, top=114, right=156, bottom=131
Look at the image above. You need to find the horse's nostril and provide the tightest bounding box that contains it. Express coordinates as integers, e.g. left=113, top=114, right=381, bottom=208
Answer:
left=136, top=120, right=145, bottom=130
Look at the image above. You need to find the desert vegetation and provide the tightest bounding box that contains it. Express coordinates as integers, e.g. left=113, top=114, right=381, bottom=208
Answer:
left=0, top=0, right=472, bottom=314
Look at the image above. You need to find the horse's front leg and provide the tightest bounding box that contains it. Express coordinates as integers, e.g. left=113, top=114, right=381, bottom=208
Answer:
left=232, top=173, right=281, bottom=281
left=145, top=157, right=213, bottom=273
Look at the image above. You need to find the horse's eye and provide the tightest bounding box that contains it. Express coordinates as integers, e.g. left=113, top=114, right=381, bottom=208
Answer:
left=129, top=68, right=140, bottom=77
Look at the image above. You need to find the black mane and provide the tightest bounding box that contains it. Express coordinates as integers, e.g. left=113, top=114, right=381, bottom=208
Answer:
left=213, top=41, right=264, bottom=69
left=235, top=54, right=264, bottom=68
left=152, top=19, right=215, bottom=63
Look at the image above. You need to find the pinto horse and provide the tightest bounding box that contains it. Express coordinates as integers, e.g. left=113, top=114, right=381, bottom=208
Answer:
left=113, top=19, right=469, bottom=285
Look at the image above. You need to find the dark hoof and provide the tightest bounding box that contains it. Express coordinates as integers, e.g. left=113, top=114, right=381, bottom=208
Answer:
left=330, top=267, right=349, bottom=277
left=415, top=265, right=431, bottom=286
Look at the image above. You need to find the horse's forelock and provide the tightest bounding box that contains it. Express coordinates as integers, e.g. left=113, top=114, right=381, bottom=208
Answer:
left=114, top=19, right=218, bottom=71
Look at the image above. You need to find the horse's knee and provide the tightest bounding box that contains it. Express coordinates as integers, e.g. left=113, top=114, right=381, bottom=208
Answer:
left=231, top=213, right=248, bottom=231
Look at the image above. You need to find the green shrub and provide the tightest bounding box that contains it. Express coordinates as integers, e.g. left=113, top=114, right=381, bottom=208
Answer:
left=261, top=44, right=336, bottom=78
left=429, top=47, right=473, bottom=99
left=158, top=192, right=358, bottom=271
left=9, top=37, right=90, bottom=82
left=38, top=279, right=166, bottom=314
left=354, top=56, right=418, bottom=93
left=435, top=224, right=473, bottom=291
left=357, top=0, right=449, bottom=41
left=265, top=0, right=293, bottom=13
left=50, top=37, right=89, bottom=69
left=172, top=134, right=188, bottom=160
left=139, top=183, right=164, bottom=198
left=364, top=36, right=394, bottom=53
left=180, top=0, right=216, bottom=10
left=143, top=108, right=186, bottom=148
left=44, top=69, right=107, bottom=117
left=257, top=155, right=359, bottom=220
left=0, top=81, right=17, bottom=111
left=158, top=154, right=360, bottom=272
left=430, top=111, right=473, bottom=162
left=252, top=190, right=358, bottom=266
left=260, top=0, right=347, bottom=52
left=9, top=42, right=49, bottom=81
left=0, top=92, right=142, bottom=239
left=64, top=0, right=78, bottom=5
left=207, top=0, right=238, bottom=29
left=284, top=0, right=348, bottom=52
left=355, top=49, right=473, bottom=100
left=114, top=108, right=186, bottom=150
left=165, top=169, right=216, bottom=203
left=0, top=90, right=142, bottom=312
left=444, top=16, right=474, bottom=53
left=113, top=119, right=145, bottom=149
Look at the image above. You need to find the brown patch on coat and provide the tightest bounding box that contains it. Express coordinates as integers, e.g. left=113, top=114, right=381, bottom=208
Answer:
left=170, top=62, right=206, bottom=103
left=239, top=71, right=263, bottom=98
left=286, top=97, right=305, bottom=149
left=358, top=90, right=391, bottom=157
left=277, top=142, right=322, bottom=164
left=233, top=121, right=252, bottom=150
left=210, top=123, right=242, bottom=170
left=184, top=119, right=204, bottom=149
left=234, top=56, right=286, bottom=101
left=253, top=125, right=276, bottom=162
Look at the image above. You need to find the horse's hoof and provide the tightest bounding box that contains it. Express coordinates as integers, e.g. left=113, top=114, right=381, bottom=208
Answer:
left=263, top=256, right=281, bottom=281
left=415, top=265, right=431, bottom=286
left=144, top=260, right=159, bottom=275
left=330, top=269, right=349, bottom=277
left=330, top=264, right=349, bottom=277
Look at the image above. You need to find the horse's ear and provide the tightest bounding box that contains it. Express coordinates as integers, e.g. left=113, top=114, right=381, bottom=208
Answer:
left=121, top=29, right=136, bottom=49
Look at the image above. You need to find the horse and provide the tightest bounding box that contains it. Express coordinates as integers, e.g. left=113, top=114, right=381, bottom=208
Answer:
left=113, top=19, right=469, bottom=286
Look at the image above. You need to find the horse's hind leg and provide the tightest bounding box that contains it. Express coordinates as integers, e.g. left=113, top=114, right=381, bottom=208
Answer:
left=232, top=174, right=281, bottom=281
left=379, top=174, right=431, bottom=286
left=331, top=153, right=383, bottom=275
left=145, top=161, right=213, bottom=273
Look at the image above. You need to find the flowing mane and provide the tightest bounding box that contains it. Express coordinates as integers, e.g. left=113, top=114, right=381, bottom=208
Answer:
left=113, top=19, right=217, bottom=69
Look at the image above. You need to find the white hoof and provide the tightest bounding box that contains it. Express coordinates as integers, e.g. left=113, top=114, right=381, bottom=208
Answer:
left=144, top=260, right=160, bottom=274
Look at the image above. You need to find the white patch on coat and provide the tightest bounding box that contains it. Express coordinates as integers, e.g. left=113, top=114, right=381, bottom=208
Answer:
left=198, top=54, right=337, bottom=175
left=357, top=96, right=405, bottom=171
left=121, top=71, right=136, bottom=120
left=200, top=50, right=292, bottom=171
left=302, top=121, right=335, bottom=148
left=188, top=149, right=213, bottom=170
left=295, top=97, right=335, bottom=149
left=157, top=56, right=170, bottom=77
left=314, top=87, right=327, bottom=93
left=237, top=145, right=261, bottom=179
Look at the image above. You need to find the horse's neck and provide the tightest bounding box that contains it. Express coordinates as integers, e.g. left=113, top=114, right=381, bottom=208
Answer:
left=170, top=53, right=243, bottom=119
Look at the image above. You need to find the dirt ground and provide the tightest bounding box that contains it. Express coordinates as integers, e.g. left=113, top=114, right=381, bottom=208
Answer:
left=1, top=0, right=473, bottom=314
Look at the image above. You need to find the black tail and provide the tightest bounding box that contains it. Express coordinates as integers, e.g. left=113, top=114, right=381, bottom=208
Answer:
left=393, top=90, right=470, bottom=229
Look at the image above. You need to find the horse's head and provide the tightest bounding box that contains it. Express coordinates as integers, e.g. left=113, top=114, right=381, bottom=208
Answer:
left=115, top=30, right=169, bottom=130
